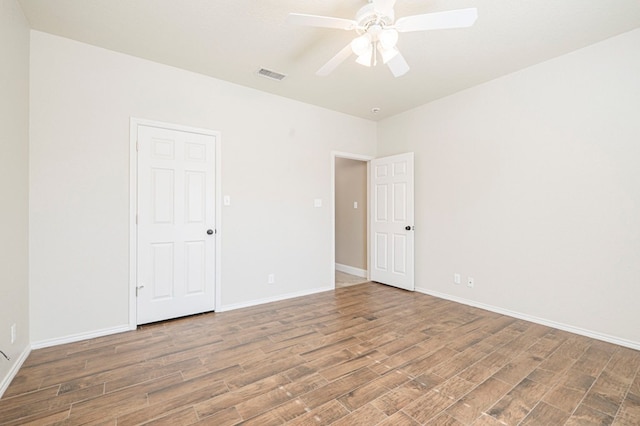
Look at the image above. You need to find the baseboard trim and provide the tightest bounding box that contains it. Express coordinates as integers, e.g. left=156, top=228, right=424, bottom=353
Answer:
left=0, top=344, right=31, bottom=398
left=415, top=287, right=640, bottom=351
left=31, top=325, right=133, bottom=350
left=218, top=286, right=334, bottom=313
left=335, top=263, right=367, bottom=278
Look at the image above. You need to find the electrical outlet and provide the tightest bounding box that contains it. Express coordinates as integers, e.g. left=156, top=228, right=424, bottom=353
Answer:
left=268, top=273, right=275, bottom=284
left=467, top=277, right=474, bottom=288
left=454, top=273, right=461, bottom=284
left=10, top=324, right=16, bottom=344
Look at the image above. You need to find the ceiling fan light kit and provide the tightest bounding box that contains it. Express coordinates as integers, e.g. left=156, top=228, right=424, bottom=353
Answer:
left=287, top=0, right=478, bottom=77
left=355, top=45, right=374, bottom=67
left=379, top=45, right=399, bottom=64
left=351, top=33, right=372, bottom=56
left=379, top=29, right=399, bottom=50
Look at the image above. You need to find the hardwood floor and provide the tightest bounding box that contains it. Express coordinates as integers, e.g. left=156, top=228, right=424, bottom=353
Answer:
left=2, top=282, right=639, bottom=425
left=334, top=271, right=368, bottom=288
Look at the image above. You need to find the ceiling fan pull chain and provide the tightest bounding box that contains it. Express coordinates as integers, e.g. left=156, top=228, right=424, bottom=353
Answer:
left=374, top=41, right=378, bottom=66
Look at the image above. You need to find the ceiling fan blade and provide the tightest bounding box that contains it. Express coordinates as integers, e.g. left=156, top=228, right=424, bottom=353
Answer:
left=287, top=13, right=357, bottom=30
left=386, top=51, right=410, bottom=77
left=316, top=43, right=354, bottom=76
left=395, top=8, right=478, bottom=33
left=373, top=0, right=396, bottom=16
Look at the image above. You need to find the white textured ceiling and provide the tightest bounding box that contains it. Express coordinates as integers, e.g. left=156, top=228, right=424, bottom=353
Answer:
left=17, top=0, right=640, bottom=120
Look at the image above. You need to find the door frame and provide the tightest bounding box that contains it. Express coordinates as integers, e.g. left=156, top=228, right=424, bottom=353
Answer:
left=129, top=118, right=222, bottom=329
left=331, top=151, right=374, bottom=288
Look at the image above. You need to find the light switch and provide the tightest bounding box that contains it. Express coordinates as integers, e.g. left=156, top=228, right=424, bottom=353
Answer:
left=223, top=195, right=231, bottom=206
left=353, top=201, right=358, bottom=209
left=314, top=198, right=322, bottom=208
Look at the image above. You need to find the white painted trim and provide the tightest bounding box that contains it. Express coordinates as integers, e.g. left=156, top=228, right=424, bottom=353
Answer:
left=31, top=325, right=131, bottom=350
left=214, top=130, right=223, bottom=313
left=366, top=161, right=371, bottom=284
left=130, top=118, right=221, bottom=137
left=0, top=345, right=31, bottom=398
left=331, top=151, right=374, bottom=289
left=332, top=151, right=376, bottom=162
left=335, top=263, right=367, bottom=278
left=415, top=287, right=640, bottom=351
left=129, top=118, right=222, bottom=327
left=218, top=286, right=334, bottom=313
left=128, top=119, right=138, bottom=330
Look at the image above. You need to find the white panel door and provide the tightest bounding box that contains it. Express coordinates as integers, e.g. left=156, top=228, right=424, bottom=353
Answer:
left=370, top=153, right=414, bottom=291
left=137, top=125, right=216, bottom=324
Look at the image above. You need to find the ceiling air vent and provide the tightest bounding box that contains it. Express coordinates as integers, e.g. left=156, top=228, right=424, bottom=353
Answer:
left=258, top=68, right=286, bottom=81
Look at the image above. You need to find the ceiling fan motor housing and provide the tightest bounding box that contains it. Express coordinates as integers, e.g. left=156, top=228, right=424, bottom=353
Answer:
left=356, top=3, right=394, bottom=35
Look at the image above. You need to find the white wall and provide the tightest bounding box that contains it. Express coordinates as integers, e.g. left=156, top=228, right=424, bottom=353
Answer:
left=0, top=0, right=30, bottom=394
left=378, top=29, right=640, bottom=347
left=29, top=31, right=376, bottom=344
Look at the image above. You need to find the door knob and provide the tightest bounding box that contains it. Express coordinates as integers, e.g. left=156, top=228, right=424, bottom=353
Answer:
left=207, top=229, right=214, bottom=235
left=405, top=226, right=413, bottom=231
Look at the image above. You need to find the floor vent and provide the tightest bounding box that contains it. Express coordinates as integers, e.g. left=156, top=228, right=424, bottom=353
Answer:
left=258, top=68, right=286, bottom=81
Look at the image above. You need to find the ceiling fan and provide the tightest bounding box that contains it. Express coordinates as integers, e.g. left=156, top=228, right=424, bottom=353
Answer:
left=287, top=0, right=478, bottom=77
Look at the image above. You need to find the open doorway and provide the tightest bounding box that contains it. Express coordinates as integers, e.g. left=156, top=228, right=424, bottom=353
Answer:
left=331, top=151, right=415, bottom=291
left=334, top=155, right=370, bottom=288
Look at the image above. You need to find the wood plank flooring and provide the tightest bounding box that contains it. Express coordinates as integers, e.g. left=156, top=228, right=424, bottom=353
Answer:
left=335, top=271, right=369, bottom=288
left=2, top=282, right=639, bottom=425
